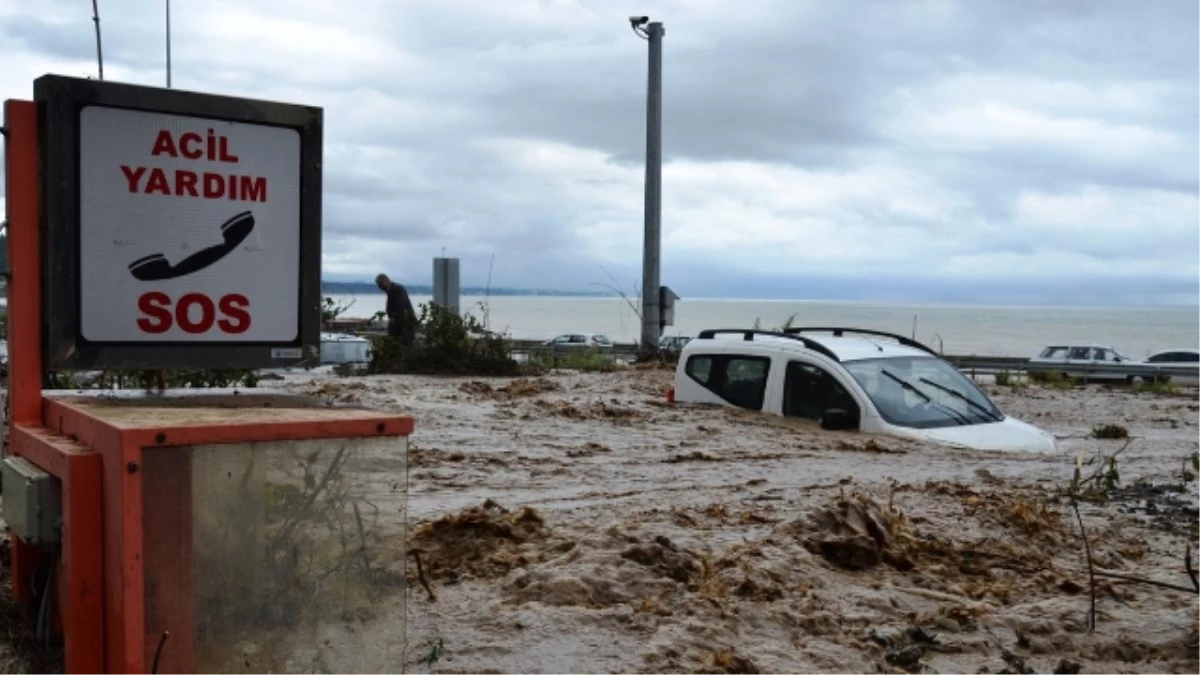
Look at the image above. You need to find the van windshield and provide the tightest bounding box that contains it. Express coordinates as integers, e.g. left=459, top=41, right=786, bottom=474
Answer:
left=841, top=356, right=1003, bottom=429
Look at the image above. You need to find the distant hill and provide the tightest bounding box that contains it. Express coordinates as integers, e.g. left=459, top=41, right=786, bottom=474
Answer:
left=321, top=280, right=606, bottom=298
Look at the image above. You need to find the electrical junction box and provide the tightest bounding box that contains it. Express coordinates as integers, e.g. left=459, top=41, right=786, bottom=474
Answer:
left=1, top=456, right=63, bottom=545
left=660, top=285, right=680, bottom=328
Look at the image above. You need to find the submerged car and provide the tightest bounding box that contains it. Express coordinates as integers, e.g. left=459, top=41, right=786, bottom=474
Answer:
left=670, top=327, right=1057, bottom=453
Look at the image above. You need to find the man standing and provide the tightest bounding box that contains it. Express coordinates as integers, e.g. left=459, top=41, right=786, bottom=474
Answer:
left=375, top=273, right=418, bottom=344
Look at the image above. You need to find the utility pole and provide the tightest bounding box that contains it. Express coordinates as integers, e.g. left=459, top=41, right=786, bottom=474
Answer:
left=631, top=17, right=664, bottom=358
left=166, top=0, right=172, bottom=88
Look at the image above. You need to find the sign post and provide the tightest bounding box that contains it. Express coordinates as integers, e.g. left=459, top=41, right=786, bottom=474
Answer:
left=35, top=75, right=323, bottom=369
left=4, top=76, right=414, bottom=674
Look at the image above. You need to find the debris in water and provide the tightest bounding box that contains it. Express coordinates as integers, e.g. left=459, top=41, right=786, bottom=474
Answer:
left=785, top=495, right=911, bottom=571
left=459, top=377, right=561, bottom=400
left=408, top=500, right=555, bottom=583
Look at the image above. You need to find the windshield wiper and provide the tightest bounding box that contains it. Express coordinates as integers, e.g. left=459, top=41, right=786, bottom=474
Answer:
left=881, top=369, right=971, bottom=426
left=918, top=377, right=1004, bottom=423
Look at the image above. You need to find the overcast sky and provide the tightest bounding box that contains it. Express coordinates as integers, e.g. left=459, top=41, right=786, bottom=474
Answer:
left=2, top=0, right=1197, bottom=305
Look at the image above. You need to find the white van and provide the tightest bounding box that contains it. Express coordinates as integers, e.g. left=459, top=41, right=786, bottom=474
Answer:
left=671, top=327, right=1057, bottom=453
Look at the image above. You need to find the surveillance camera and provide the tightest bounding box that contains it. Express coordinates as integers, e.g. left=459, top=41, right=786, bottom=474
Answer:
left=629, top=16, right=649, bottom=26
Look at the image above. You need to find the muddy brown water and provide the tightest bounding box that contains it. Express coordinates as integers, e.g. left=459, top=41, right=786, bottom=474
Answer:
left=2, top=374, right=1197, bottom=673
left=275, top=371, right=1199, bottom=674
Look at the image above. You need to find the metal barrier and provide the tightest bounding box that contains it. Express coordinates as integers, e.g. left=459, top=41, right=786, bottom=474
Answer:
left=949, top=359, right=1198, bottom=380
left=344, top=332, right=1199, bottom=379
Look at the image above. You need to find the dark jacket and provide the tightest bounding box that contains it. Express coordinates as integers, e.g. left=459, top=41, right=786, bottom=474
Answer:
left=385, top=282, right=418, bottom=337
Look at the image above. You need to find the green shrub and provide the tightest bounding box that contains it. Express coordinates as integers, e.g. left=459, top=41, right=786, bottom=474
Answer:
left=1029, top=369, right=1078, bottom=389
left=368, top=303, right=520, bottom=376
left=994, top=370, right=1012, bottom=386
left=322, top=296, right=351, bottom=324
left=1051, top=375, right=1080, bottom=390
left=1134, top=379, right=1180, bottom=396
left=526, top=348, right=616, bottom=373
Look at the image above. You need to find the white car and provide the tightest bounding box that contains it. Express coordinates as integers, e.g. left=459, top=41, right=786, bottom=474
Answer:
left=670, top=327, right=1057, bottom=453
left=543, top=333, right=614, bottom=350
left=1029, top=345, right=1131, bottom=382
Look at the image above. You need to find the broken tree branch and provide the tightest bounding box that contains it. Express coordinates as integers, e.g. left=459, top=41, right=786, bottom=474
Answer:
left=1187, top=543, right=1198, bottom=592
left=409, top=549, right=436, bottom=602
left=352, top=501, right=372, bottom=577
left=1068, top=489, right=1097, bottom=632
left=591, top=265, right=642, bottom=319
left=1089, top=569, right=1198, bottom=595
left=1077, top=438, right=1133, bottom=493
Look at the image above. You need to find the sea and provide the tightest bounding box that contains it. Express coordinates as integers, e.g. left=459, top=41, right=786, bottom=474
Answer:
left=326, top=293, right=1199, bottom=358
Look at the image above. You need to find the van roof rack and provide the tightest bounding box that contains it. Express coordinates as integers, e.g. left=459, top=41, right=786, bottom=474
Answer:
left=781, top=327, right=938, bottom=357
left=694, top=329, right=840, bottom=362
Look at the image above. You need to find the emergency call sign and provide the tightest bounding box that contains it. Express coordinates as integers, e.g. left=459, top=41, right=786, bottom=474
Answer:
left=79, top=106, right=301, bottom=342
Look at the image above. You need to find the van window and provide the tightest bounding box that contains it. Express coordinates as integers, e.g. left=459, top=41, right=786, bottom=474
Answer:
left=1067, top=347, right=1090, bottom=360
left=684, top=354, right=770, bottom=411
left=783, top=361, right=859, bottom=422
left=1040, top=347, right=1067, bottom=359
left=722, top=357, right=770, bottom=410
left=686, top=355, right=713, bottom=384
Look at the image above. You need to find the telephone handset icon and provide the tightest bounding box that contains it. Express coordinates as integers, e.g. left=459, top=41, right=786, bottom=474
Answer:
left=128, top=211, right=256, bottom=282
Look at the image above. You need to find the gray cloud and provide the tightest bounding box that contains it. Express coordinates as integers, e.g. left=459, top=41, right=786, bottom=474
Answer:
left=1, top=0, right=1196, bottom=305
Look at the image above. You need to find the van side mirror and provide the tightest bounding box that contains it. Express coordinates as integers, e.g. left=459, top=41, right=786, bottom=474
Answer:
left=820, top=408, right=858, bottom=431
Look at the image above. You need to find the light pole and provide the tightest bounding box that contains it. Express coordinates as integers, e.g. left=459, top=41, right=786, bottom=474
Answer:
left=91, top=0, right=104, bottom=80
left=166, top=0, right=172, bottom=87
left=630, top=16, right=664, bottom=358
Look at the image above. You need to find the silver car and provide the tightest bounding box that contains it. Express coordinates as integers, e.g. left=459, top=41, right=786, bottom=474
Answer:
left=1030, top=345, right=1131, bottom=382
left=543, top=333, right=614, bottom=350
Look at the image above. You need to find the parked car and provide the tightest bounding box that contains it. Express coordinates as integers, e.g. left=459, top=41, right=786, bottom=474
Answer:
left=1139, top=348, right=1200, bottom=385
left=543, top=333, right=614, bottom=350
left=1144, top=348, right=1199, bottom=364
left=670, top=327, right=1057, bottom=453
left=1029, top=345, right=1132, bottom=382
left=659, top=335, right=692, bottom=354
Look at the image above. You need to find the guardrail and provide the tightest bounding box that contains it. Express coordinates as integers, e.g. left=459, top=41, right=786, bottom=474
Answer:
left=950, top=359, right=1198, bottom=380
left=342, top=331, right=1197, bottom=379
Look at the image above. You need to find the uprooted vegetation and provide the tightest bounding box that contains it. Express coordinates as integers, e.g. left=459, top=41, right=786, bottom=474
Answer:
left=457, top=377, right=561, bottom=400
left=406, top=500, right=574, bottom=587
left=1091, top=423, right=1130, bottom=440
